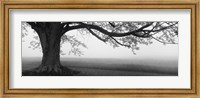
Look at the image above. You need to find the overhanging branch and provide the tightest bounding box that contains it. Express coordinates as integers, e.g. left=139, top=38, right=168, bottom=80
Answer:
left=63, top=22, right=178, bottom=45
left=86, top=28, right=107, bottom=43
left=66, top=22, right=154, bottom=38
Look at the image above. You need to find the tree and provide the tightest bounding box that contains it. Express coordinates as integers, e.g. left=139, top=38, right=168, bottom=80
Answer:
left=22, top=22, right=178, bottom=76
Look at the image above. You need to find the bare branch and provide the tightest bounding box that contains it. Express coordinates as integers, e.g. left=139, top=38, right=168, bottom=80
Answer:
left=109, top=22, right=116, bottom=28
left=146, top=22, right=178, bottom=36
left=151, top=36, right=178, bottom=44
left=152, top=23, right=177, bottom=33
left=110, top=37, right=131, bottom=48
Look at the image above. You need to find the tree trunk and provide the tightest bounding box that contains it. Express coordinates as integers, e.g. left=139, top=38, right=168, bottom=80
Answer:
left=33, top=23, right=69, bottom=75
left=36, top=36, right=63, bottom=73
left=23, top=22, right=79, bottom=76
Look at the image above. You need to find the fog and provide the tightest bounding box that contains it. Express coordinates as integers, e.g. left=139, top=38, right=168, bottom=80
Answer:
left=22, top=26, right=178, bottom=60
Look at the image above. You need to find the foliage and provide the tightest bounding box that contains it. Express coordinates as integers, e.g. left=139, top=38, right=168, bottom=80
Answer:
left=22, top=22, right=178, bottom=55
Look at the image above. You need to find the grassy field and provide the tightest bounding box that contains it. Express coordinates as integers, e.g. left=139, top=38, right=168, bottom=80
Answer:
left=22, top=57, right=178, bottom=76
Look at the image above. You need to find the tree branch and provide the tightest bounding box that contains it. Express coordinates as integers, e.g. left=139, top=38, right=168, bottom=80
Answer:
left=60, top=24, right=84, bottom=36
left=86, top=28, right=107, bottom=43
left=66, top=22, right=154, bottom=38
left=143, top=22, right=178, bottom=36
left=110, top=37, right=131, bottom=48
left=27, top=22, right=40, bottom=34
left=63, top=22, right=178, bottom=45
left=151, top=23, right=177, bottom=33
left=151, top=36, right=178, bottom=44
left=27, top=22, right=37, bottom=30
left=109, top=22, right=116, bottom=28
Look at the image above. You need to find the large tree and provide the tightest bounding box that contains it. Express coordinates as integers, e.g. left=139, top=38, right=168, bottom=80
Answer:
left=23, top=22, right=178, bottom=75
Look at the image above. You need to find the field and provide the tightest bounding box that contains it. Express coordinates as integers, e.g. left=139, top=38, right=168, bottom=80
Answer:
left=22, top=57, right=178, bottom=76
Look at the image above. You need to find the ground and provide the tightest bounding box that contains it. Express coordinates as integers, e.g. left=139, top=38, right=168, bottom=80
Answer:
left=22, top=57, right=178, bottom=76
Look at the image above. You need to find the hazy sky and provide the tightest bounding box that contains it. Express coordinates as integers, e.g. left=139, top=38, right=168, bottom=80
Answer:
left=22, top=23, right=178, bottom=60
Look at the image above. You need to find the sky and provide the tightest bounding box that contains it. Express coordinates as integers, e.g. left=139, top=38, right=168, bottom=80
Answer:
left=22, top=23, right=178, bottom=60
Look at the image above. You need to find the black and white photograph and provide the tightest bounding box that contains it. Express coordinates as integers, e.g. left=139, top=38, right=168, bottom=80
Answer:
left=22, top=22, right=178, bottom=76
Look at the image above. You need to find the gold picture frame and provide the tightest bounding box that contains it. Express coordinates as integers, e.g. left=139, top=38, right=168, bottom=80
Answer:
left=0, top=0, right=199, bottom=98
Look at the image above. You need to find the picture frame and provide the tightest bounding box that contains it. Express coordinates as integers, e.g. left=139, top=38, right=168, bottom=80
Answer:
left=0, top=0, right=199, bottom=97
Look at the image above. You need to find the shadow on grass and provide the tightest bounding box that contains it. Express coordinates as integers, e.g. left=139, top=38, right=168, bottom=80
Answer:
left=22, top=66, right=80, bottom=76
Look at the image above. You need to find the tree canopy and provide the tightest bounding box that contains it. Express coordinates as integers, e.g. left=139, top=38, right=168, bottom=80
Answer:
left=22, top=22, right=178, bottom=55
